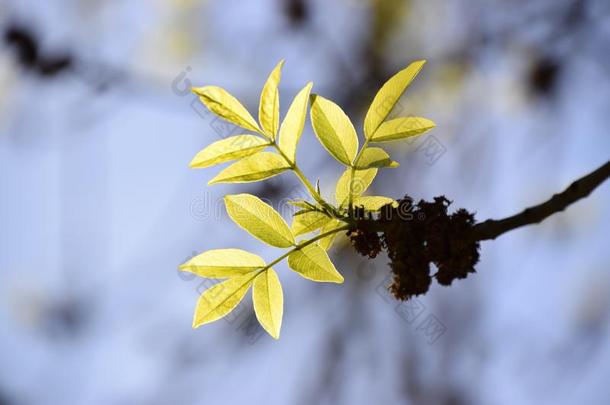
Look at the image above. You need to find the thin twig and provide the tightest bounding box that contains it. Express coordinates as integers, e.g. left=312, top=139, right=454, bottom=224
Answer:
left=472, top=160, right=610, bottom=241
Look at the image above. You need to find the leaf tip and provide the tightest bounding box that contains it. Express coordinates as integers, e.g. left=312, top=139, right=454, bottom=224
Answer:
left=189, top=157, right=201, bottom=169
left=192, top=315, right=203, bottom=329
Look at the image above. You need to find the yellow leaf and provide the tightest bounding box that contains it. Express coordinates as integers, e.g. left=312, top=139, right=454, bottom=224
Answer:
left=355, top=147, right=399, bottom=169
left=364, top=60, right=426, bottom=139
left=259, top=60, right=284, bottom=137
left=370, top=117, right=435, bottom=143
left=318, top=219, right=344, bottom=250
left=335, top=168, right=377, bottom=206
left=179, top=248, right=265, bottom=278
left=192, top=273, right=255, bottom=328
left=190, top=135, right=269, bottom=168
left=224, top=193, right=295, bottom=247
left=192, top=86, right=261, bottom=133
left=288, top=243, right=344, bottom=283
left=291, top=211, right=332, bottom=236
left=278, top=82, right=313, bottom=162
left=353, top=196, right=397, bottom=211
left=208, top=152, right=290, bottom=184
left=310, top=94, right=358, bottom=166
left=253, top=268, right=283, bottom=339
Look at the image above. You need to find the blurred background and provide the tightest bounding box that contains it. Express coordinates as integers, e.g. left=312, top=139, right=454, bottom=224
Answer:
left=1, top=0, right=610, bottom=404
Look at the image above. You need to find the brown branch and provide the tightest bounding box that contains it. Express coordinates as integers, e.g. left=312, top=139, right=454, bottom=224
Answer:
left=471, top=160, right=610, bottom=241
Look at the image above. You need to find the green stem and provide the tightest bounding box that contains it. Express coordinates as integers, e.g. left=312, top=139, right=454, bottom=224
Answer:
left=348, top=138, right=371, bottom=210
left=270, top=141, right=341, bottom=217
left=262, top=225, right=350, bottom=270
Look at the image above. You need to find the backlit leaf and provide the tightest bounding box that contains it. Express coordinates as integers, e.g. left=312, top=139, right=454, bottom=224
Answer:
left=364, top=60, right=426, bottom=139
left=355, top=147, right=399, bottom=169
left=208, top=152, right=290, bottom=184
left=370, top=117, right=435, bottom=143
left=335, top=168, right=378, bottom=207
left=192, top=273, right=255, bottom=328
left=253, top=268, right=283, bottom=339
left=310, top=94, right=358, bottom=166
left=259, top=60, right=284, bottom=137
left=291, top=211, right=332, bottom=236
left=288, top=244, right=344, bottom=283
left=318, top=219, right=344, bottom=250
left=190, top=135, right=269, bottom=168
left=224, top=194, right=295, bottom=247
left=192, top=86, right=261, bottom=133
left=278, top=82, right=313, bottom=162
left=353, top=196, right=397, bottom=211
left=179, top=249, right=265, bottom=278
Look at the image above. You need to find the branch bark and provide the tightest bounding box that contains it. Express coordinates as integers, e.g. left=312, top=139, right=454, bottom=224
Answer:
left=471, top=160, right=610, bottom=241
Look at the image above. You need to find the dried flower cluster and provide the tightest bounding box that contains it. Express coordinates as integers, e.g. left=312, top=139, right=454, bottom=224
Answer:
left=350, top=196, right=480, bottom=300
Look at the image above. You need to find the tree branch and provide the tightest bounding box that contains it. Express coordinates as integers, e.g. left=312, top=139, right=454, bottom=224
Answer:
left=471, top=160, right=610, bottom=241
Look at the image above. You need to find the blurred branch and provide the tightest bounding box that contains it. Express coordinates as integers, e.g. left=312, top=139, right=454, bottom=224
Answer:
left=472, top=160, right=610, bottom=241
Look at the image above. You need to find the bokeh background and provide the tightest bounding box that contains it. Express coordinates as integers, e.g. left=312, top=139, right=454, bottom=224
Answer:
left=1, top=0, right=610, bottom=404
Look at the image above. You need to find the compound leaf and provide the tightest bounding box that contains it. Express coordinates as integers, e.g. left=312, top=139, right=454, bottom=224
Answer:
left=259, top=60, right=284, bottom=137
left=209, top=152, right=290, bottom=184
left=288, top=243, right=344, bottom=283
left=190, top=135, right=269, bottom=168
left=224, top=193, right=295, bottom=247
left=192, top=273, right=255, bottom=328
left=370, top=117, right=435, bottom=143
left=364, top=60, right=426, bottom=139
left=310, top=94, right=358, bottom=166
left=278, top=82, right=313, bottom=162
left=253, top=268, right=283, bottom=339
left=179, top=249, right=265, bottom=278
left=193, top=86, right=261, bottom=133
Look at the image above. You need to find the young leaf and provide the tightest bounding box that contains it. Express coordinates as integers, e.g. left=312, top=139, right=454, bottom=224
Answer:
left=293, top=208, right=316, bottom=216
left=288, top=200, right=318, bottom=210
left=179, top=248, right=266, bottom=278
left=192, top=86, right=261, bottom=133
left=370, top=117, right=435, bottom=143
left=224, top=194, right=295, bottom=247
left=354, top=147, right=399, bottom=169
left=209, top=151, right=290, bottom=184
left=288, top=243, right=344, bottom=283
left=335, top=168, right=378, bottom=207
left=318, top=219, right=344, bottom=250
left=353, top=196, right=397, bottom=211
left=259, top=60, right=284, bottom=137
left=253, top=268, right=283, bottom=339
left=278, top=82, right=313, bottom=162
left=192, top=273, right=255, bottom=328
left=310, top=94, right=358, bottom=166
left=291, top=211, right=332, bottom=236
left=364, top=60, right=426, bottom=139
left=190, top=135, right=269, bottom=168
